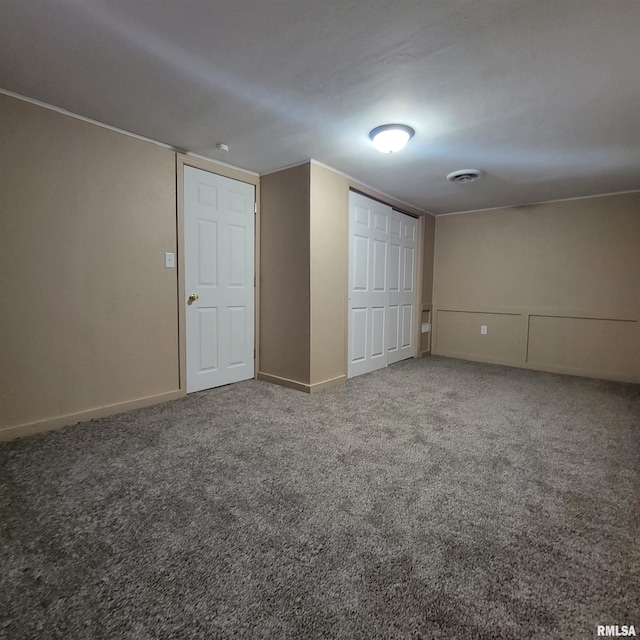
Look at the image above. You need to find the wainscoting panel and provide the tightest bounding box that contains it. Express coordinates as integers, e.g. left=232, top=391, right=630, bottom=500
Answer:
left=527, top=315, right=639, bottom=380
left=435, top=310, right=522, bottom=365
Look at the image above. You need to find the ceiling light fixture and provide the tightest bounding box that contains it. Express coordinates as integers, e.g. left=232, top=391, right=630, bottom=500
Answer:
left=369, top=124, right=415, bottom=153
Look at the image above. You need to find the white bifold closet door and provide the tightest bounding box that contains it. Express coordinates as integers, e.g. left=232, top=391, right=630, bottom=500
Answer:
left=387, top=206, right=418, bottom=364
left=348, top=191, right=417, bottom=378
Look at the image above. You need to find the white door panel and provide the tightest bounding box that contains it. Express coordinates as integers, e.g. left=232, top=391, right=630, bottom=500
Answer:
left=388, top=211, right=417, bottom=365
left=351, top=308, right=368, bottom=363
left=403, top=247, right=414, bottom=290
left=372, top=239, right=387, bottom=291
left=184, top=166, right=254, bottom=392
left=389, top=243, right=401, bottom=292
left=371, top=306, right=386, bottom=358
left=198, top=308, right=218, bottom=370
left=402, top=304, right=413, bottom=348
left=353, top=203, right=370, bottom=227
left=348, top=193, right=391, bottom=377
left=388, top=305, right=399, bottom=354
left=353, top=235, right=369, bottom=291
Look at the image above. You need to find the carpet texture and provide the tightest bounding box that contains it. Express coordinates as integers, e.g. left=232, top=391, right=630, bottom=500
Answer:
left=1, top=356, right=639, bottom=639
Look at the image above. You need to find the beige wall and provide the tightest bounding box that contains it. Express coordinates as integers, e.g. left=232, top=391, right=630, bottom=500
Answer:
left=0, top=94, right=181, bottom=439
left=422, top=213, right=435, bottom=308
left=420, top=213, right=435, bottom=355
left=259, top=164, right=311, bottom=386
left=432, top=192, right=640, bottom=382
left=309, top=164, right=349, bottom=387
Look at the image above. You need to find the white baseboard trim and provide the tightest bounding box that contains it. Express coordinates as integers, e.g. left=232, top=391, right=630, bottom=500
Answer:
left=0, top=389, right=185, bottom=442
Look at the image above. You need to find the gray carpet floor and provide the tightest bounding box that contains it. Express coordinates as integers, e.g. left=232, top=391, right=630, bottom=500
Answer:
left=1, top=356, right=639, bottom=640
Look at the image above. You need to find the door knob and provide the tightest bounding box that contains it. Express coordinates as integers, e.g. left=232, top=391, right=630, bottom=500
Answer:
left=188, top=293, right=199, bottom=303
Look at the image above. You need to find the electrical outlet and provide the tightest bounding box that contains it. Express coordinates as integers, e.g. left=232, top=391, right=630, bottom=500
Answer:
left=481, top=325, right=488, bottom=335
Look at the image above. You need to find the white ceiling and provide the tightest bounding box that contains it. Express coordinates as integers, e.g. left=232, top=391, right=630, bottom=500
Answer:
left=1, top=0, right=639, bottom=214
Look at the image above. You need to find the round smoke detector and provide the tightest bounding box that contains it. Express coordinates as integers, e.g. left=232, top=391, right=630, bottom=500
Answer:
left=447, top=169, right=484, bottom=184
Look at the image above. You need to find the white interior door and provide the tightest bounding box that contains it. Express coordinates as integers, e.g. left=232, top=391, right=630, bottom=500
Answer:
left=348, top=192, right=391, bottom=378
left=387, top=210, right=417, bottom=365
left=184, top=166, right=255, bottom=392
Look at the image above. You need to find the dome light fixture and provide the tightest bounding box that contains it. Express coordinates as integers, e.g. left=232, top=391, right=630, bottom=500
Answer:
left=369, top=124, right=415, bottom=153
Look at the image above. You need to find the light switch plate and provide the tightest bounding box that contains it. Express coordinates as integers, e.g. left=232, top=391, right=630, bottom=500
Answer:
left=481, top=325, right=488, bottom=335
left=421, top=322, right=431, bottom=333
left=165, top=252, right=175, bottom=268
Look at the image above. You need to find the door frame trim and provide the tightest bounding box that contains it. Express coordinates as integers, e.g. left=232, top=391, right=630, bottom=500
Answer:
left=176, top=154, right=261, bottom=392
